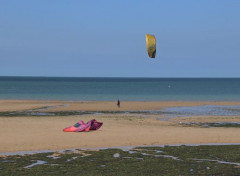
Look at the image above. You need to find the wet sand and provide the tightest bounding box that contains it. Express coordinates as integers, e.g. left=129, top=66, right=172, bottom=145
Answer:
left=0, top=100, right=240, bottom=152
left=1, top=100, right=240, bottom=112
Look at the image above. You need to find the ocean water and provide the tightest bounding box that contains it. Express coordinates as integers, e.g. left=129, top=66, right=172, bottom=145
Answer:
left=0, top=77, right=240, bottom=101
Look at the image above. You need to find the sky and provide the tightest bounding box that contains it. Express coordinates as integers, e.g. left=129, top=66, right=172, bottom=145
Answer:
left=0, top=0, right=240, bottom=77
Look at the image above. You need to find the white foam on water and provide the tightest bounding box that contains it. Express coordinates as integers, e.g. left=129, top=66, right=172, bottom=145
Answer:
left=154, top=155, right=181, bottom=161
left=66, top=156, right=78, bottom=162
left=113, top=153, right=120, bottom=158
left=128, top=151, right=137, bottom=154
left=194, top=159, right=240, bottom=166
left=24, top=160, right=47, bottom=168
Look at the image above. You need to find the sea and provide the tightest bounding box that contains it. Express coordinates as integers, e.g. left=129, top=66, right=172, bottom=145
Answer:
left=0, top=76, right=240, bottom=101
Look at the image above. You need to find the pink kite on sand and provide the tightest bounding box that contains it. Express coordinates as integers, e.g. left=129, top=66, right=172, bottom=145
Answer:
left=63, top=119, right=103, bottom=132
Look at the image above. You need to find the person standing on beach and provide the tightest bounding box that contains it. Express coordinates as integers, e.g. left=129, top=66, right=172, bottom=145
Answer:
left=117, top=99, right=120, bottom=108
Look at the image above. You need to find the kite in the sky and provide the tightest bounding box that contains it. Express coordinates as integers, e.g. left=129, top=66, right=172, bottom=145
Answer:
left=146, top=34, right=156, bottom=58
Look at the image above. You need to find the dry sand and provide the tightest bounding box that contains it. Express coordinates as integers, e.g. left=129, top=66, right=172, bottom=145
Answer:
left=0, top=100, right=240, bottom=153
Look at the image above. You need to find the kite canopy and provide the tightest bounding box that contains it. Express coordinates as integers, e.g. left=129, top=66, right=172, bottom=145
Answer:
left=146, top=34, right=156, bottom=58
left=63, top=119, right=103, bottom=132
left=87, top=119, right=103, bottom=130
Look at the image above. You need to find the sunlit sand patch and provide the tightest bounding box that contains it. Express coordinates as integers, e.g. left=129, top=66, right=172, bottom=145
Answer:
left=47, top=153, right=61, bottom=159
left=80, top=152, right=92, bottom=157
left=66, top=156, right=78, bottom=162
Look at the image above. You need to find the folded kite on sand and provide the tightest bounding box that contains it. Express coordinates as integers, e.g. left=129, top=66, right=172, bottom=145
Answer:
left=63, top=119, right=103, bottom=132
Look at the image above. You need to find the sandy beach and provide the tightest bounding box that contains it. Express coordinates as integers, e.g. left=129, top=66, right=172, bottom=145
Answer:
left=0, top=100, right=240, bottom=153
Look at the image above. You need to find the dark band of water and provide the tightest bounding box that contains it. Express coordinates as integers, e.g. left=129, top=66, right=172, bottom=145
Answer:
left=1, top=77, right=240, bottom=101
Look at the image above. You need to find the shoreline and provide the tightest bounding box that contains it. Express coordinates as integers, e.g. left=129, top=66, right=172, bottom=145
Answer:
left=2, top=100, right=240, bottom=112
left=1, top=143, right=240, bottom=156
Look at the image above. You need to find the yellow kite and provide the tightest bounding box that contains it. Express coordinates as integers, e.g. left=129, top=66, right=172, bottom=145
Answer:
left=146, top=34, right=156, bottom=58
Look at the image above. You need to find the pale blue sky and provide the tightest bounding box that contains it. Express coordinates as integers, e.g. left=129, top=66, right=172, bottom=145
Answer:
left=1, top=0, right=240, bottom=77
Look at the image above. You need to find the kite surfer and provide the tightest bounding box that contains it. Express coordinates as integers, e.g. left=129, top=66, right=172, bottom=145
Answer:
left=117, top=99, right=120, bottom=108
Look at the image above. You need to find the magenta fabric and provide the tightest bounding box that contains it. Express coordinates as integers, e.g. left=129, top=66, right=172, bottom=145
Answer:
left=87, top=119, right=103, bottom=130
left=63, top=119, right=103, bottom=132
left=75, top=121, right=91, bottom=132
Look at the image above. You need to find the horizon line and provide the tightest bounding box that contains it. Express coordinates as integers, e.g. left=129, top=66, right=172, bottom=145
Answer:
left=0, top=76, right=240, bottom=79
